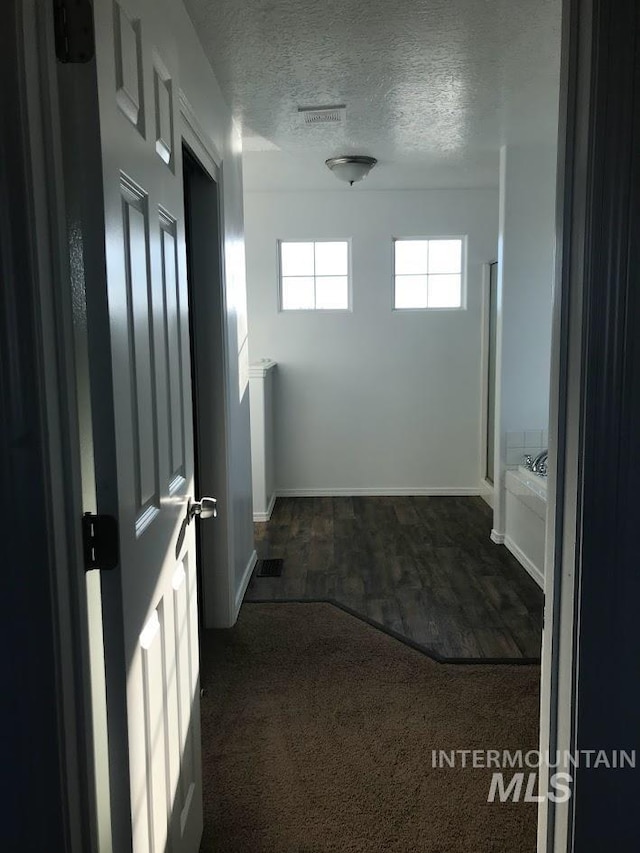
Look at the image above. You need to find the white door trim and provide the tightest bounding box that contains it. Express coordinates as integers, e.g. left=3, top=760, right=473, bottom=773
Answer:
left=179, top=90, right=222, bottom=176
left=479, top=260, right=498, bottom=505
left=479, top=260, right=491, bottom=490
left=492, top=149, right=508, bottom=542
left=537, top=0, right=588, bottom=847
left=179, top=113, right=239, bottom=629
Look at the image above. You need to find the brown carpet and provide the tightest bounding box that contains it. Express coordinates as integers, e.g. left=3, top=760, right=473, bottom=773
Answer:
left=200, top=603, right=540, bottom=853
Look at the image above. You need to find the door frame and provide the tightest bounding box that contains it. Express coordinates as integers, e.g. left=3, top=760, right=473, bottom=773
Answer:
left=540, top=0, right=640, bottom=848
left=479, top=259, right=498, bottom=503
left=536, top=0, right=585, bottom=843
left=7, top=0, right=634, bottom=850
left=179, top=99, right=237, bottom=630
left=3, top=1, right=99, bottom=849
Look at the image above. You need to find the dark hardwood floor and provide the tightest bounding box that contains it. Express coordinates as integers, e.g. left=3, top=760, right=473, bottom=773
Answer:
left=246, top=496, right=544, bottom=661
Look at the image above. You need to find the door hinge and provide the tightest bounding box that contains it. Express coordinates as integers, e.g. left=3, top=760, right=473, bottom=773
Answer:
left=82, top=513, right=119, bottom=572
left=53, top=0, right=95, bottom=64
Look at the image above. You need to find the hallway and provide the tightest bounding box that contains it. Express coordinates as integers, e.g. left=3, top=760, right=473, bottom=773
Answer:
left=246, top=497, right=543, bottom=661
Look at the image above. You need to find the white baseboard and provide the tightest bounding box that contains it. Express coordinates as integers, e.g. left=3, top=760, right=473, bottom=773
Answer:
left=490, top=528, right=505, bottom=544
left=504, top=535, right=545, bottom=590
left=253, top=492, right=276, bottom=522
left=276, top=486, right=482, bottom=498
left=480, top=478, right=494, bottom=509
left=234, top=549, right=257, bottom=618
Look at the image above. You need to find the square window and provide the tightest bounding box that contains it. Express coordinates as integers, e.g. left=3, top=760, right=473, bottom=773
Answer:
left=395, top=275, right=428, bottom=309
left=315, top=242, right=348, bottom=276
left=394, top=238, right=464, bottom=309
left=428, top=274, right=462, bottom=308
left=316, top=276, right=349, bottom=309
left=281, top=241, right=314, bottom=276
left=394, top=240, right=428, bottom=275
left=280, top=240, right=350, bottom=310
left=281, top=276, right=315, bottom=310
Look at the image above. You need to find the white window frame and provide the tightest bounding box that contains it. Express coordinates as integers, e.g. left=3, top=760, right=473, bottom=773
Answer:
left=392, top=236, right=468, bottom=312
left=277, top=238, right=353, bottom=312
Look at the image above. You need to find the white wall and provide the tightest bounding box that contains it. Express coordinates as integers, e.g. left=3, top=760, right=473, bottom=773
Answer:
left=492, top=142, right=558, bottom=537
left=170, top=1, right=255, bottom=623
left=499, top=143, right=557, bottom=433
left=491, top=5, right=561, bottom=538
left=244, top=188, right=498, bottom=494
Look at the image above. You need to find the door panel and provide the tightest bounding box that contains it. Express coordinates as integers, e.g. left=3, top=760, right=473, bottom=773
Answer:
left=92, top=0, right=203, bottom=850
left=120, top=179, right=160, bottom=519
left=153, top=61, right=175, bottom=167
left=114, top=2, right=144, bottom=131
left=170, top=556, right=200, bottom=841
left=159, top=211, right=186, bottom=489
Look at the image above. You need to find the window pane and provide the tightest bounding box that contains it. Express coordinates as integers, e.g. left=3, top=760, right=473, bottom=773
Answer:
left=395, top=275, right=428, bottom=309
left=280, top=241, right=314, bottom=276
left=315, top=241, right=348, bottom=276
left=428, top=274, right=462, bottom=308
left=395, top=240, right=428, bottom=275
left=282, top=276, right=315, bottom=310
left=315, top=276, right=349, bottom=309
left=428, top=239, right=462, bottom=274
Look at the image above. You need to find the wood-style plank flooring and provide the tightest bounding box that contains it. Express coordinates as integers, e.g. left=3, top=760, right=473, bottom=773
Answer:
left=246, top=496, right=543, bottom=661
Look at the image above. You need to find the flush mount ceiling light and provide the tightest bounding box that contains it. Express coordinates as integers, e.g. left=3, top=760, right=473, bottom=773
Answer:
left=325, top=155, right=377, bottom=186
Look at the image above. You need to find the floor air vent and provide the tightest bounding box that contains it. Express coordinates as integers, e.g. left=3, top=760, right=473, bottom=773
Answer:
left=256, top=558, right=284, bottom=578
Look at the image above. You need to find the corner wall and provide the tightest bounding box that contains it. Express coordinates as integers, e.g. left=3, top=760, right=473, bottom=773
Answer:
left=244, top=188, right=498, bottom=494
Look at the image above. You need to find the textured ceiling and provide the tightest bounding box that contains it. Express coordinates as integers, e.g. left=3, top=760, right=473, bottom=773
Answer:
left=183, top=0, right=561, bottom=189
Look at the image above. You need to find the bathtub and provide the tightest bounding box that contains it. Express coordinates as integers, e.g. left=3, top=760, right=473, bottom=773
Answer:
left=504, top=466, right=547, bottom=589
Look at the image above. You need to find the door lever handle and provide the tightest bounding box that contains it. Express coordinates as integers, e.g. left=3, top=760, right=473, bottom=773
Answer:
left=188, top=496, right=217, bottom=522
left=176, top=497, right=217, bottom=558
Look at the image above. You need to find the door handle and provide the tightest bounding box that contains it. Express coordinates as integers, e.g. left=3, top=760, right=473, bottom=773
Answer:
left=188, top=496, right=217, bottom=522
left=175, top=497, right=217, bottom=558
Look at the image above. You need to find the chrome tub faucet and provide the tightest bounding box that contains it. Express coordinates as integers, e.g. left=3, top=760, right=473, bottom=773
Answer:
left=523, top=450, right=549, bottom=476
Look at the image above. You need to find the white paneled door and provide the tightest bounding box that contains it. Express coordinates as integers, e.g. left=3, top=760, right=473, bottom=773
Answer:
left=92, top=0, right=204, bottom=850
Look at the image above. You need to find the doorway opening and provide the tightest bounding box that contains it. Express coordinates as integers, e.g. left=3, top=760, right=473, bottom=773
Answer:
left=485, top=261, right=499, bottom=486
left=182, top=145, right=229, bottom=636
